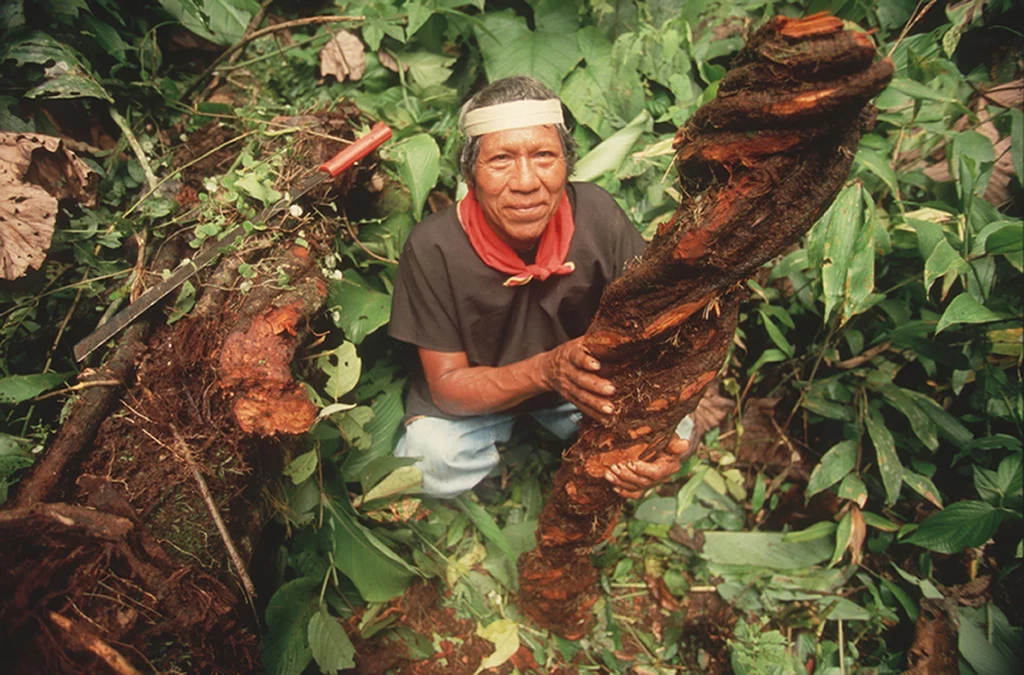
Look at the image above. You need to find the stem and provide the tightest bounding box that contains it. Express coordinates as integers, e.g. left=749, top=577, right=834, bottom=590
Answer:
left=108, top=107, right=158, bottom=191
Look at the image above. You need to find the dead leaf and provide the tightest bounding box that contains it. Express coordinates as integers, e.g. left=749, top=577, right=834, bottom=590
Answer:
left=319, top=30, right=366, bottom=82
left=848, top=505, right=866, bottom=566
left=0, top=132, right=98, bottom=280
left=377, top=49, right=407, bottom=73
left=0, top=184, right=57, bottom=280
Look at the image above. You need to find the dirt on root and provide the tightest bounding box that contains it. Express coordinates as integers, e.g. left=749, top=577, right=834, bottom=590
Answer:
left=2, top=105, right=383, bottom=673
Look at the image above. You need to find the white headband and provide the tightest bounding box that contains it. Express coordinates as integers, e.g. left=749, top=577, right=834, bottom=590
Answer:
left=461, top=99, right=564, bottom=137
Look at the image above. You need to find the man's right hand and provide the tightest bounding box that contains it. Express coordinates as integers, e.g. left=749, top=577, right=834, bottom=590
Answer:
left=542, top=337, right=616, bottom=423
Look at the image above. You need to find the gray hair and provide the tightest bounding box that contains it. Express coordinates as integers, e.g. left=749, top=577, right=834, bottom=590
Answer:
left=457, top=76, right=577, bottom=184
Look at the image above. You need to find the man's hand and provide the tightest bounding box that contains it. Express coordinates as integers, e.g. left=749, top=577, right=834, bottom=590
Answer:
left=604, top=435, right=691, bottom=499
left=542, top=337, right=616, bottom=423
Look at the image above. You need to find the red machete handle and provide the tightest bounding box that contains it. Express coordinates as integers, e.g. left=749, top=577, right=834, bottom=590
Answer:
left=319, top=121, right=393, bottom=176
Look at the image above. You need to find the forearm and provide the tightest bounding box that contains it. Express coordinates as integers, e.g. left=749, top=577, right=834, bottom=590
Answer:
left=428, top=352, right=552, bottom=416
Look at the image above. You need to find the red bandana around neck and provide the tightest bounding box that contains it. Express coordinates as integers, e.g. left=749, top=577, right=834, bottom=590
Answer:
left=457, top=189, right=575, bottom=287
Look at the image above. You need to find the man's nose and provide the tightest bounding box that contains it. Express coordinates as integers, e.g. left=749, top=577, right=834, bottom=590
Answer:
left=509, top=158, right=540, bottom=191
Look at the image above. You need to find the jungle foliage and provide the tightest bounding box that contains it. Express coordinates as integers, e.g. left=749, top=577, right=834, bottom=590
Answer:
left=1, top=0, right=1022, bottom=673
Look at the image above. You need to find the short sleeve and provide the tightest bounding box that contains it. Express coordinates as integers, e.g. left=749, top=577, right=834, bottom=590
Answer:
left=388, top=242, right=464, bottom=353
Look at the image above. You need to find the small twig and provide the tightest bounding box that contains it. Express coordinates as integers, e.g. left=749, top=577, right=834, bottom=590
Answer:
left=182, top=14, right=366, bottom=101
left=887, top=0, right=939, bottom=58
left=108, top=107, right=158, bottom=191
left=30, top=379, right=122, bottom=403
left=832, top=340, right=891, bottom=370
left=158, top=419, right=258, bottom=599
left=342, top=215, right=398, bottom=264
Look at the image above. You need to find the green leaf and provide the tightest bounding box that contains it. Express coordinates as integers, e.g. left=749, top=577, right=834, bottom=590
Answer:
left=359, top=465, right=422, bottom=504
left=935, top=293, right=1001, bottom=335
left=263, top=577, right=318, bottom=675
left=701, top=532, right=833, bottom=570
left=888, top=77, right=956, bottom=103
left=457, top=495, right=516, bottom=563
left=475, top=4, right=582, bottom=91
left=0, top=372, right=67, bottom=404
left=4, top=32, right=112, bottom=102
left=782, top=521, right=837, bottom=543
left=559, top=27, right=645, bottom=139
left=903, top=470, right=943, bottom=509
left=390, top=133, right=438, bottom=221
left=877, top=384, right=939, bottom=451
left=235, top=172, right=282, bottom=206
left=167, top=280, right=196, bottom=324
left=979, top=221, right=1024, bottom=255
left=854, top=148, right=898, bottom=196
left=284, top=450, right=318, bottom=486
left=843, top=195, right=877, bottom=323
left=829, top=509, right=852, bottom=568
left=862, top=511, right=900, bottom=532
left=960, top=604, right=1023, bottom=675
left=866, top=407, right=903, bottom=506
left=308, top=606, right=355, bottom=674
left=906, top=501, right=1014, bottom=553
left=160, top=0, right=257, bottom=46
left=806, top=440, right=857, bottom=497
left=571, top=109, right=651, bottom=181
left=819, top=184, right=862, bottom=323
left=331, top=502, right=416, bottom=602
left=318, top=341, right=361, bottom=401
left=474, top=619, right=519, bottom=674
left=404, top=1, right=432, bottom=38
left=333, top=405, right=374, bottom=451
left=923, top=239, right=969, bottom=298
left=327, top=271, right=392, bottom=344
left=837, top=473, right=868, bottom=505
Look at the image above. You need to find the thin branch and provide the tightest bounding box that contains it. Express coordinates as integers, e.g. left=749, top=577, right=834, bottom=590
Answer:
left=182, top=14, right=366, bottom=101
left=48, top=612, right=141, bottom=675
left=343, top=215, right=398, bottom=264
left=108, top=108, right=158, bottom=191
left=30, top=379, right=123, bottom=403
left=139, top=410, right=257, bottom=599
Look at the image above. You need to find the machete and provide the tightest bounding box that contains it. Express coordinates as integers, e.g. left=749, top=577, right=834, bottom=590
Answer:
left=73, top=121, right=393, bottom=362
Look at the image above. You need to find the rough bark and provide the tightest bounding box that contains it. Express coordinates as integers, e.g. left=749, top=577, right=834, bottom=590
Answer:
left=518, top=13, right=895, bottom=638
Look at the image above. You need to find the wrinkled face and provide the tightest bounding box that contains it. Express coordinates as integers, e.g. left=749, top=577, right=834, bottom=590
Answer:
left=472, top=125, right=568, bottom=251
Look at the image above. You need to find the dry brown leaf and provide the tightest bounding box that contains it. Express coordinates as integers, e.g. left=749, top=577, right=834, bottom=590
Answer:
left=0, top=184, right=58, bottom=280
left=318, top=30, right=366, bottom=82
left=848, top=505, right=866, bottom=566
left=377, top=49, right=407, bottom=73
left=0, top=132, right=98, bottom=280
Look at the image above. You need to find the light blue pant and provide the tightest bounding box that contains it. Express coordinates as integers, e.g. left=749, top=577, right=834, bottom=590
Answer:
left=395, top=403, right=697, bottom=499
left=395, top=402, right=582, bottom=498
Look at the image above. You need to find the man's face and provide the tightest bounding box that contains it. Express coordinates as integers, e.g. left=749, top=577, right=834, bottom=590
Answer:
left=472, top=125, right=568, bottom=251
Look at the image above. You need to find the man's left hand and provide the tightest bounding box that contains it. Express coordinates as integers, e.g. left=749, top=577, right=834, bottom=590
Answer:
left=603, top=435, right=691, bottom=499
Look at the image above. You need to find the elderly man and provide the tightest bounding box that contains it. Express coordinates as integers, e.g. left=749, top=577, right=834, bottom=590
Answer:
left=389, top=76, right=690, bottom=499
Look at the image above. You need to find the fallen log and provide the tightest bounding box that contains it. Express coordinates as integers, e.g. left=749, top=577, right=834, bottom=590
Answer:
left=518, top=13, right=894, bottom=638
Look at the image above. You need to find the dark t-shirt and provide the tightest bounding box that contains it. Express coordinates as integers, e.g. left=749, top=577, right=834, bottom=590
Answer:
left=388, top=182, right=646, bottom=419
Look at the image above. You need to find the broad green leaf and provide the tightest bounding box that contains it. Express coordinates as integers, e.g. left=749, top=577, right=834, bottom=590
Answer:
left=854, top=148, right=898, bottom=196
left=404, top=1, right=432, bottom=38
left=923, top=239, right=969, bottom=298
left=820, top=184, right=862, bottom=322
left=332, top=503, right=416, bottom=602
left=829, top=509, right=852, bottom=567
left=235, top=172, right=282, bottom=206
left=837, top=473, right=868, bottom=506
left=635, top=495, right=677, bottom=524
left=394, top=50, right=457, bottom=89
left=308, top=606, right=355, bottom=674
left=0, top=372, right=67, bottom=404
left=877, top=384, right=939, bottom=451
left=284, top=450, right=318, bottom=485
left=979, top=221, right=1024, bottom=255
left=758, top=308, right=794, bottom=358
left=571, top=110, right=651, bottom=181
left=391, top=133, right=439, bottom=220
left=907, top=391, right=973, bottom=447
left=906, top=501, right=1014, bottom=553
left=782, top=521, right=837, bottom=543
left=475, top=4, right=582, bottom=91
left=960, top=604, right=1023, bottom=675
left=559, top=27, right=644, bottom=138
left=359, top=465, right=422, bottom=504
left=327, top=271, right=392, bottom=344
left=332, top=405, right=374, bottom=451
left=474, top=619, right=519, bottom=674
left=903, top=470, right=943, bottom=509
left=952, top=130, right=995, bottom=165
left=317, top=341, right=361, bottom=401
left=4, top=32, right=112, bottom=102
left=263, top=577, right=318, bottom=675
left=843, top=194, right=876, bottom=323
left=806, top=440, right=857, bottom=497
left=862, top=511, right=900, bottom=532
left=866, top=408, right=903, bottom=506
left=457, top=495, right=516, bottom=563
left=935, top=293, right=1001, bottom=334
left=160, top=0, right=257, bottom=46
left=701, top=532, right=833, bottom=570
left=996, top=454, right=1023, bottom=509
left=888, top=77, right=956, bottom=103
